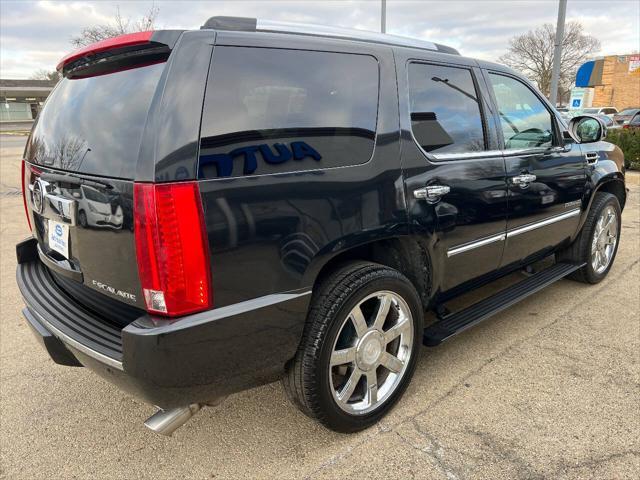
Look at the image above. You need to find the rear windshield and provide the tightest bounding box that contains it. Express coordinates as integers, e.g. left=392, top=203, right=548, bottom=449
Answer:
left=26, top=63, right=165, bottom=179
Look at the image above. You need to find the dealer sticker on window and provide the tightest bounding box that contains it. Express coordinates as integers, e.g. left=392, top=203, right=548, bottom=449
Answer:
left=48, top=220, right=69, bottom=259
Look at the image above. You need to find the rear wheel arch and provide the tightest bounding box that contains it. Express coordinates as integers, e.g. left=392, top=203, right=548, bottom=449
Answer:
left=307, top=237, right=434, bottom=312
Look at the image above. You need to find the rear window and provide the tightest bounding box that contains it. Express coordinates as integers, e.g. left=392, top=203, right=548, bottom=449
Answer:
left=198, top=47, right=379, bottom=179
left=26, top=63, right=165, bottom=179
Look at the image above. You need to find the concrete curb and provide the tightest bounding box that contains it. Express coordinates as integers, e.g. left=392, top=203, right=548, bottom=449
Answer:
left=626, top=170, right=640, bottom=185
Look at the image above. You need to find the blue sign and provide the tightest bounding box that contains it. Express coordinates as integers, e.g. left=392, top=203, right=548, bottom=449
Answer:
left=55, top=224, right=63, bottom=236
left=572, top=99, right=581, bottom=108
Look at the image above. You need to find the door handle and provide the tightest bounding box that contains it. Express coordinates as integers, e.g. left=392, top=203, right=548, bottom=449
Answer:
left=585, top=152, right=599, bottom=164
left=511, top=174, right=536, bottom=188
left=414, top=185, right=450, bottom=201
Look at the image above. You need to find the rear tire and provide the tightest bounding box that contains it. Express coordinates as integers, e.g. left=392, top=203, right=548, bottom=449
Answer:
left=283, top=261, right=423, bottom=432
left=558, top=192, right=621, bottom=284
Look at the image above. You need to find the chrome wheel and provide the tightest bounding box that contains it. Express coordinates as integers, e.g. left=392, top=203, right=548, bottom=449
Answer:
left=591, top=205, right=618, bottom=274
left=329, top=291, right=414, bottom=415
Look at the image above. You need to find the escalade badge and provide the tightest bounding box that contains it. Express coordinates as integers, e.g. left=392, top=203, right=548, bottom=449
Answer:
left=32, top=179, right=44, bottom=214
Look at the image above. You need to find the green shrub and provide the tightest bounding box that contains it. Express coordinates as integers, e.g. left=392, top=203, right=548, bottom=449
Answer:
left=606, top=128, right=640, bottom=170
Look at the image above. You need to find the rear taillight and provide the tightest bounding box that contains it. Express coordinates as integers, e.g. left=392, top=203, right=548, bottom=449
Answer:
left=134, top=182, right=212, bottom=317
left=21, top=160, right=32, bottom=231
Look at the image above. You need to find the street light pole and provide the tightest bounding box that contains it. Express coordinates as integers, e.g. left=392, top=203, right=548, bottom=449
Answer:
left=550, top=0, right=567, bottom=106
left=381, top=0, right=386, bottom=33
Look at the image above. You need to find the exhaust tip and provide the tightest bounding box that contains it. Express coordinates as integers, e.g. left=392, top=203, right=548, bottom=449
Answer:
left=144, top=403, right=201, bottom=436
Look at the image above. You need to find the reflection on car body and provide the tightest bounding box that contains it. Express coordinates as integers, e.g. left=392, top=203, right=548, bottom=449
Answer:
left=73, top=185, right=123, bottom=229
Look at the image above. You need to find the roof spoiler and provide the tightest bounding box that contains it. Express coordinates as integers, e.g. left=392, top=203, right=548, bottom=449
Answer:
left=57, top=30, right=184, bottom=78
left=201, top=16, right=459, bottom=55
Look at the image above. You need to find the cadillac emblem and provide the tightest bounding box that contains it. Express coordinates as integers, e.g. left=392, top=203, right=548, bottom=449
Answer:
left=32, top=178, right=44, bottom=214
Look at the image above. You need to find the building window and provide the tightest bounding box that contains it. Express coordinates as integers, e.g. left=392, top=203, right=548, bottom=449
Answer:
left=1, top=101, right=32, bottom=121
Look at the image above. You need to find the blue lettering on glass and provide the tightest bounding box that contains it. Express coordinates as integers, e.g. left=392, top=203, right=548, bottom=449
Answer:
left=199, top=142, right=322, bottom=178
left=55, top=224, right=63, bottom=236
left=259, top=143, right=292, bottom=164
left=291, top=141, right=322, bottom=161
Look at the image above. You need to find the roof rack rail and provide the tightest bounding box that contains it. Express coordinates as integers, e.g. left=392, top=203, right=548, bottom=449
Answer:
left=201, top=16, right=460, bottom=55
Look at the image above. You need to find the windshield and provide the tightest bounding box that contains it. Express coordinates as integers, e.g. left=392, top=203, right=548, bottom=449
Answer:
left=26, top=62, right=165, bottom=179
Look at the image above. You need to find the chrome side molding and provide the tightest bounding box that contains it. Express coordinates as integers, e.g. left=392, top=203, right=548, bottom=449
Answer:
left=447, top=233, right=506, bottom=257
left=447, top=208, right=582, bottom=256
left=506, top=209, right=581, bottom=238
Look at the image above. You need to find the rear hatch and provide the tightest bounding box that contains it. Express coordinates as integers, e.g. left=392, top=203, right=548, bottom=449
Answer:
left=22, top=32, right=179, bottom=315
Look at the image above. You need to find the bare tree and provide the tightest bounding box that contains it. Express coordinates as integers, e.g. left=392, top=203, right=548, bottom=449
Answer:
left=499, top=21, right=600, bottom=102
left=30, top=69, right=61, bottom=83
left=70, top=4, right=159, bottom=48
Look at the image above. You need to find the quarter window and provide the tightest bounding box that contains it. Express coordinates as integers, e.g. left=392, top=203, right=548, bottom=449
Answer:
left=408, top=63, right=485, bottom=155
left=488, top=73, right=555, bottom=150
left=199, top=47, right=379, bottom=178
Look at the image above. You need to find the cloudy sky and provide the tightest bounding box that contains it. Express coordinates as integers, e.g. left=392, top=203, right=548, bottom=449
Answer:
left=1, top=0, right=638, bottom=79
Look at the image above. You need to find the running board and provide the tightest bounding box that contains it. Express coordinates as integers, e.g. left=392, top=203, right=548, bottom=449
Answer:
left=423, top=262, right=585, bottom=346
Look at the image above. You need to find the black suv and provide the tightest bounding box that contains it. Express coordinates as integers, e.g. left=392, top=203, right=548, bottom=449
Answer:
left=17, top=17, right=626, bottom=435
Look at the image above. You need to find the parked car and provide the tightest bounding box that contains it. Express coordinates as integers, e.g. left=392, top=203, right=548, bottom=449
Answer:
left=72, top=185, right=124, bottom=229
left=613, top=107, right=640, bottom=125
left=596, top=114, right=620, bottom=130
left=581, top=106, right=618, bottom=118
left=622, top=112, right=640, bottom=130
left=17, top=18, right=626, bottom=435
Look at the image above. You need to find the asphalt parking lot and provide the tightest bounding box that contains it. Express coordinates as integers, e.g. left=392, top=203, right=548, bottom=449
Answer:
left=1, top=134, right=638, bottom=479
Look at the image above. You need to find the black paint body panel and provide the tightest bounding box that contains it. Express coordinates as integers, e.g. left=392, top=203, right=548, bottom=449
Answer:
left=198, top=34, right=405, bottom=307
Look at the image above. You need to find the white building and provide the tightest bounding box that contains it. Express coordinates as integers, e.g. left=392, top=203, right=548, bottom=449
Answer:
left=1, top=79, right=57, bottom=122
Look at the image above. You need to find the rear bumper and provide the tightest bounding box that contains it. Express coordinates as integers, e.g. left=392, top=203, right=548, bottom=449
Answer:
left=16, top=238, right=310, bottom=408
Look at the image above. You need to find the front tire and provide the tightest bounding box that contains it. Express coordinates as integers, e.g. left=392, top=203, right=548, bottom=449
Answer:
left=78, top=210, right=88, bottom=228
left=283, top=261, right=423, bottom=432
left=559, top=192, right=621, bottom=284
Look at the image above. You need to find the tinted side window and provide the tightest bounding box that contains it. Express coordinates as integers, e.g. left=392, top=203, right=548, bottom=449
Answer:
left=408, top=63, right=485, bottom=155
left=199, top=47, right=379, bottom=178
left=488, top=73, right=555, bottom=150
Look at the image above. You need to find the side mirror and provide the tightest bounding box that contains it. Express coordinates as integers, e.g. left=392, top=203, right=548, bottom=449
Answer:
left=568, top=115, right=606, bottom=143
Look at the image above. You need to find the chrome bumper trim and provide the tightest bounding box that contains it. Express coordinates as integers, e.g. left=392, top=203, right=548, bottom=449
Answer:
left=28, top=307, right=124, bottom=371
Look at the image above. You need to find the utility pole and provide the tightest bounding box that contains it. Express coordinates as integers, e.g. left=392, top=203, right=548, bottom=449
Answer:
left=381, top=0, right=386, bottom=33
left=550, top=0, right=567, bottom=106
